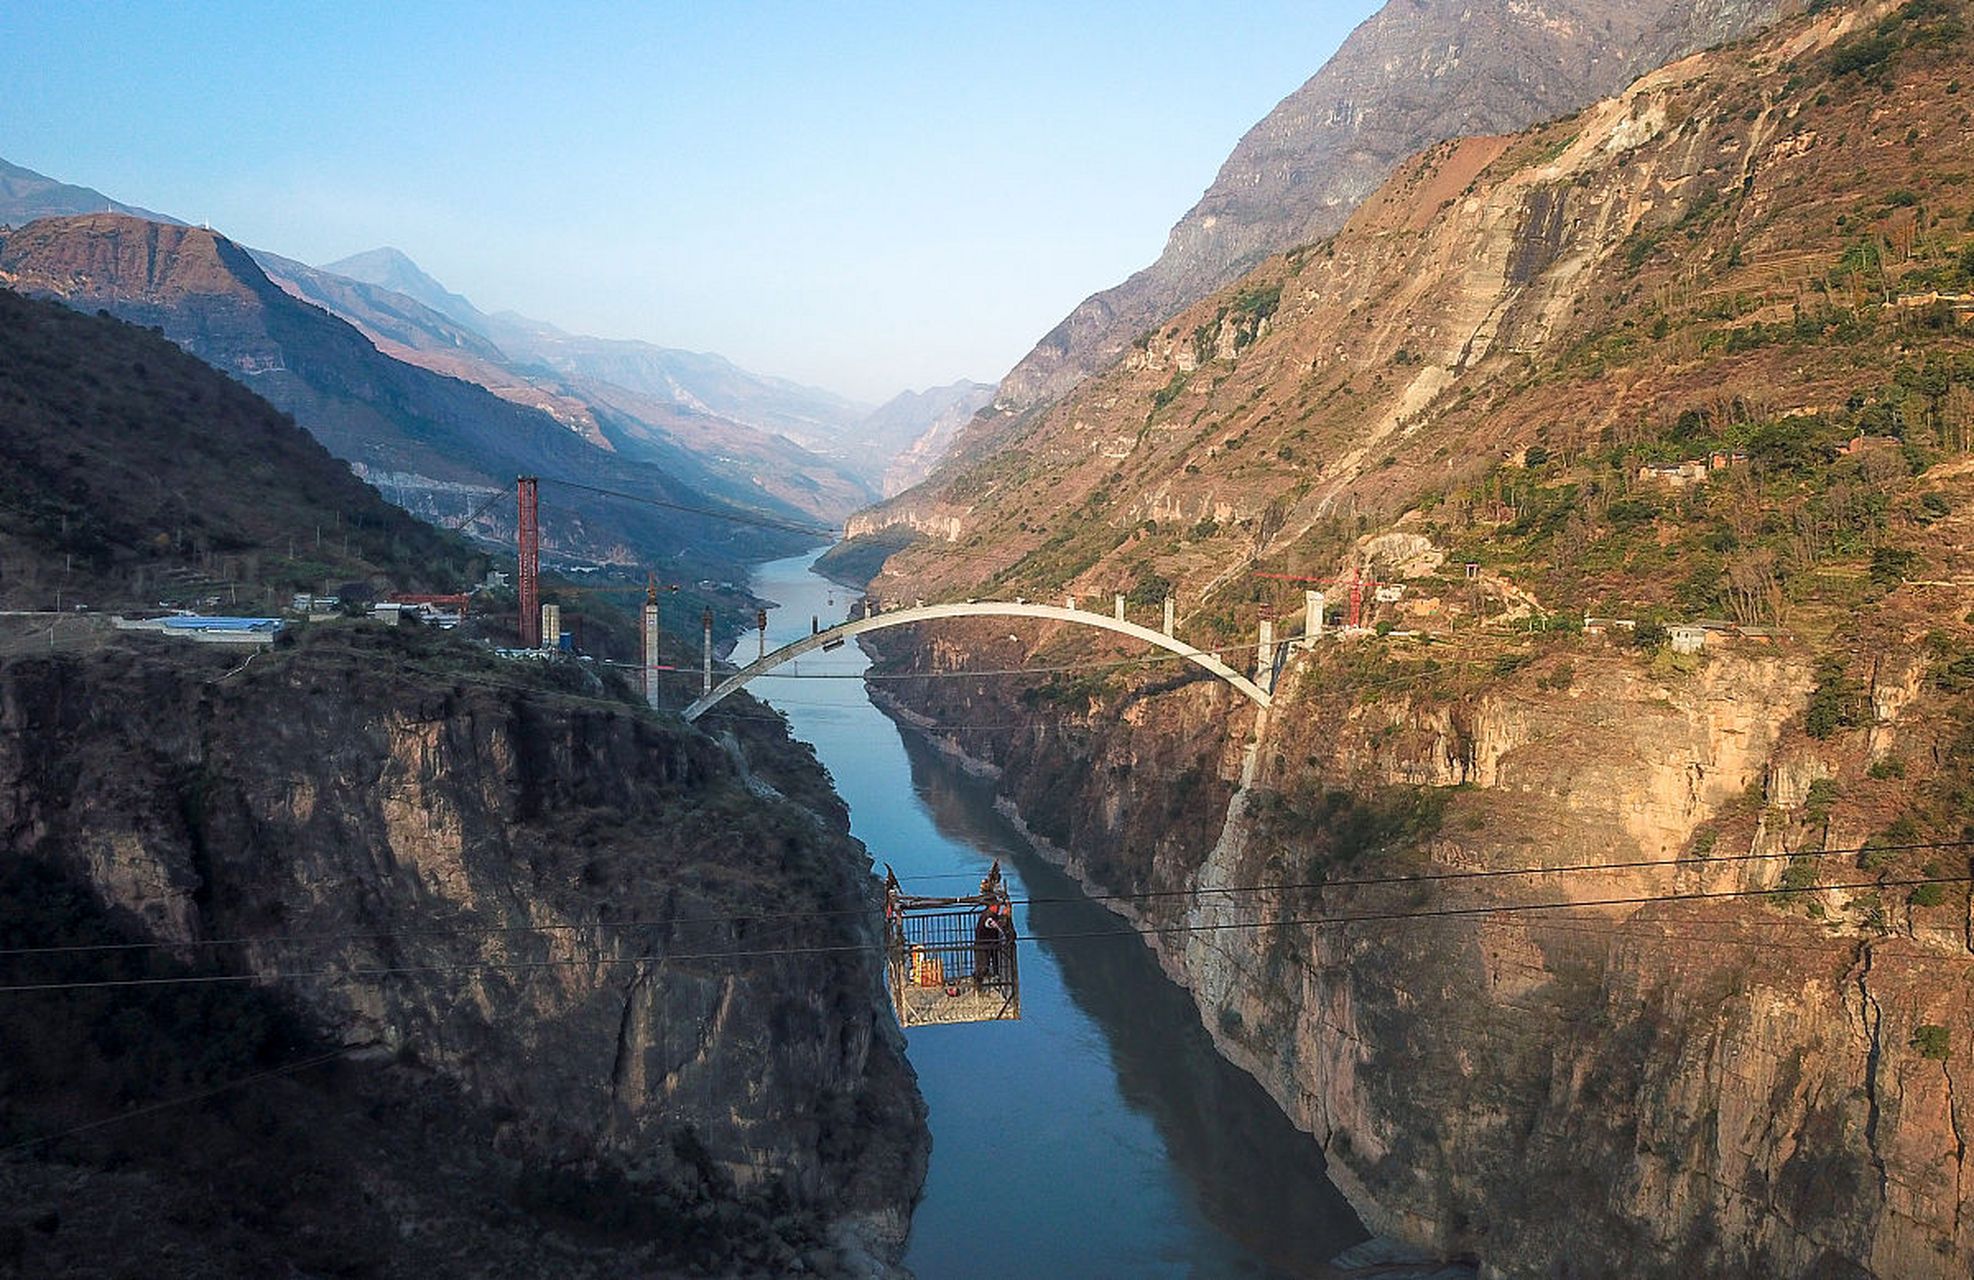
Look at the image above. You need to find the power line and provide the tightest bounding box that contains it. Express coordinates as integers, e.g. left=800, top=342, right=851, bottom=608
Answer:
left=447, top=487, right=510, bottom=533
left=537, top=477, right=841, bottom=539
left=3, top=874, right=1968, bottom=995
left=528, top=475, right=1034, bottom=566
left=5, top=839, right=1964, bottom=963
left=1060, top=839, right=1974, bottom=910
left=0, top=914, right=1938, bottom=1163
left=0, top=1047, right=355, bottom=1159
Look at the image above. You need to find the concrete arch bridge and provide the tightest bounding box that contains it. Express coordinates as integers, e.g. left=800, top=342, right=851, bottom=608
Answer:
left=682, top=598, right=1286, bottom=722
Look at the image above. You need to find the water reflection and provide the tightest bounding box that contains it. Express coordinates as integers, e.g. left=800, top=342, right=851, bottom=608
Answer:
left=894, top=730, right=1364, bottom=1278
left=744, top=551, right=1365, bottom=1279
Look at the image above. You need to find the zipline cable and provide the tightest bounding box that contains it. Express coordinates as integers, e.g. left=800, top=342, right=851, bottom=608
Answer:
left=5, top=839, right=1966, bottom=962
left=0, top=1047, right=356, bottom=1159
left=3, top=874, right=1969, bottom=995
left=9, top=837, right=1966, bottom=962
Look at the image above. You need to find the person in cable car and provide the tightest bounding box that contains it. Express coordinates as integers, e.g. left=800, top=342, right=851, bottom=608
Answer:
left=973, top=899, right=1012, bottom=988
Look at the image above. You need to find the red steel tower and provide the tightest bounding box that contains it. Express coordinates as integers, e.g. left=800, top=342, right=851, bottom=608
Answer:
left=516, top=476, right=540, bottom=647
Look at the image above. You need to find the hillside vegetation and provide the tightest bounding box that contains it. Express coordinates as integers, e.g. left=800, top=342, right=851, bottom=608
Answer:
left=879, top=0, right=1974, bottom=657
left=0, top=286, right=469, bottom=611
left=0, top=216, right=815, bottom=578
left=854, top=3, right=1974, bottom=1273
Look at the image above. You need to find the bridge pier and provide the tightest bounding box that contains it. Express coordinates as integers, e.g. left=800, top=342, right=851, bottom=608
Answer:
left=701, top=608, right=713, bottom=696
left=1256, top=619, right=1276, bottom=694
left=1306, top=590, right=1325, bottom=646
left=1114, top=594, right=1126, bottom=622
left=642, top=599, right=661, bottom=709
left=1163, top=596, right=1176, bottom=637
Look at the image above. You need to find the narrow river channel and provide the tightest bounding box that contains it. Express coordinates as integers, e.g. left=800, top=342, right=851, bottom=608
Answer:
left=745, top=550, right=1367, bottom=1279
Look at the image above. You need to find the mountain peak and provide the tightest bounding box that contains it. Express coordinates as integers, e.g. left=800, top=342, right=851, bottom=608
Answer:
left=320, top=245, right=487, bottom=332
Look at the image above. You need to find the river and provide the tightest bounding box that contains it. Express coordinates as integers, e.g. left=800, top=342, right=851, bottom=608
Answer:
left=744, top=551, right=1367, bottom=1279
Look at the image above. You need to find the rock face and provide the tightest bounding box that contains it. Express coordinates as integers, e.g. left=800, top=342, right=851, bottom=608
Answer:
left=0, top=627, right=926, bottom=1274
left=853, top=1, right=1974, bottom=1272
left=862, top=381, right=997, bottom=497
left=987, top=0, right=1785, bottom=418
left=868, top=623, right=1974, bottom=1277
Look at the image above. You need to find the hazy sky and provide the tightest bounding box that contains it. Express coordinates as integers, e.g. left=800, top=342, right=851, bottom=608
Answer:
left=2, top=2, right=1380, bottom=403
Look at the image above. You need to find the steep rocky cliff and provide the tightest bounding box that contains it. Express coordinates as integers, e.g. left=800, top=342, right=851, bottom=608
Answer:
left=856, top=1, right=1974, bottom=1273
left=979, top=0, right=1788, bottom=417
left=0, top=625, right=925, bottom=1277
left=867, top=617, right=1974, bottom=1276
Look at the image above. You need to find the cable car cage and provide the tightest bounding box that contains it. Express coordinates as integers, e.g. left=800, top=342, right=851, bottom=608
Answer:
left=883, top=862, right=1020, bottom=1027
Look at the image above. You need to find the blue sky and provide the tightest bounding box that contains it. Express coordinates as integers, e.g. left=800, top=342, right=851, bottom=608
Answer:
left=1, top=2, right=1380, bottom=402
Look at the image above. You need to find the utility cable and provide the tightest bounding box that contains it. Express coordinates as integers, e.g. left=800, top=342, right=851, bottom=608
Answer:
left=3, top=874, right=1969, bottom=995
left=537, top=477, right=841, bottom=539
left=4, top=839, right=1966, bottom=962
left=447, top=487, right=511, bottom=532
left=0, top=1047, right=356, bottom=1159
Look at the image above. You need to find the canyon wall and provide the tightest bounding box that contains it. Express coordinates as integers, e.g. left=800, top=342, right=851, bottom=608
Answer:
left=868, top=621, right=1973, bottom=1276
left=0, top=626, right=925, bottom=1277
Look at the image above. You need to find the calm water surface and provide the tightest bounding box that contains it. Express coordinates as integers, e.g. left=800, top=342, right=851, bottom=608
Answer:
left=745, top=550, right=1367, bottom=1279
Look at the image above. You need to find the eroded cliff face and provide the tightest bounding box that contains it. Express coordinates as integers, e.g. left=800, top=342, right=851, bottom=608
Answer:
left=0, top=627, right=925, bottom=1276
left=936, top=0, right=1787, bottom=432
left=866, top=616, right=1974, bottom=1277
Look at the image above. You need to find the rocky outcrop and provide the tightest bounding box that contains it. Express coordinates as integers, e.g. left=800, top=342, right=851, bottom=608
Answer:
left=868, top=382, right=997, bottom=497
left=864, top=609, right=1974, bottom=1275
left=985, top=0, right=1787, bottom=418
left=853, top=1, right=1974, bottom=1272
left=0, top=626, right=926, bottom=1275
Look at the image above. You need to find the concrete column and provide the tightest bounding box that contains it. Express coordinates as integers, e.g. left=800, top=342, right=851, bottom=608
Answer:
left=540, top=603, right=560, bottom=652
left=642, top=602, right=660, bottom=709
left=1257, top=619, right=1276, bottom=692
left=1065, top=594, right=1077, bottom=612
left=1163, top=596, right=1176, bottom=637
left=1114, top=594, right=1126, bottom=622
left=756, top=608, right=768, bottom=662
left=1306, top=591, right=1325, bottom=645
left=701, top=608, right=713, bottom=696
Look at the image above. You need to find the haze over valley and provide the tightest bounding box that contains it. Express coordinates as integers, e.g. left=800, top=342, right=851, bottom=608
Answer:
left=5, top=3, right=1974, bottom=1278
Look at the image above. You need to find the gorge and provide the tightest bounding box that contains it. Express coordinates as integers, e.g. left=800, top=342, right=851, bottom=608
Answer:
left=7, top=0, right=1974, bottom=1275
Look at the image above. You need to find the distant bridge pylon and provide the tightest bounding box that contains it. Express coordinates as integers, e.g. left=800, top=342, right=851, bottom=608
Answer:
left=681, top=600, right=1273, bottom=722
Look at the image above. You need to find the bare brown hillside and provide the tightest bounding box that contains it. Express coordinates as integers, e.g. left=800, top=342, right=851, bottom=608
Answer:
left=852, top=3, right=1974, bottom=1273
left=986, top=0, right=1787, bottom=417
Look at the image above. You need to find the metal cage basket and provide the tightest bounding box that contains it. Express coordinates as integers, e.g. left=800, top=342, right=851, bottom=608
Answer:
left=883, top=862, right=1020, bottom=1027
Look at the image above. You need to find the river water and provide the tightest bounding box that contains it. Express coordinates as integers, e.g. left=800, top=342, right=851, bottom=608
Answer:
left=745, top=551, right=1367, bottom=1279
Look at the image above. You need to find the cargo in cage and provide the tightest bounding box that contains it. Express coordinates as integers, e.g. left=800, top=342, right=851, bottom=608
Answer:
left=883, top=861, right=1020, bottom=1026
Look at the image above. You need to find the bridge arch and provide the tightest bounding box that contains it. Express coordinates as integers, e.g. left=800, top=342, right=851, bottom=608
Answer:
left=682, top=601, right=1270, bottom=722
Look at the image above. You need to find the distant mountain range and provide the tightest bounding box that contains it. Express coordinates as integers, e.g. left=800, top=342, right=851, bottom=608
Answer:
left=0, top=156, right=984, bottom=532
left=0, top=214, right=811, bottom=576
left=320, top=246, right=491, bottom=331
left=245, top=245, right=874, bottom=523
left=859, top=380, right=996, bottom=496
left=0, top=284, right=466, bottom=609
